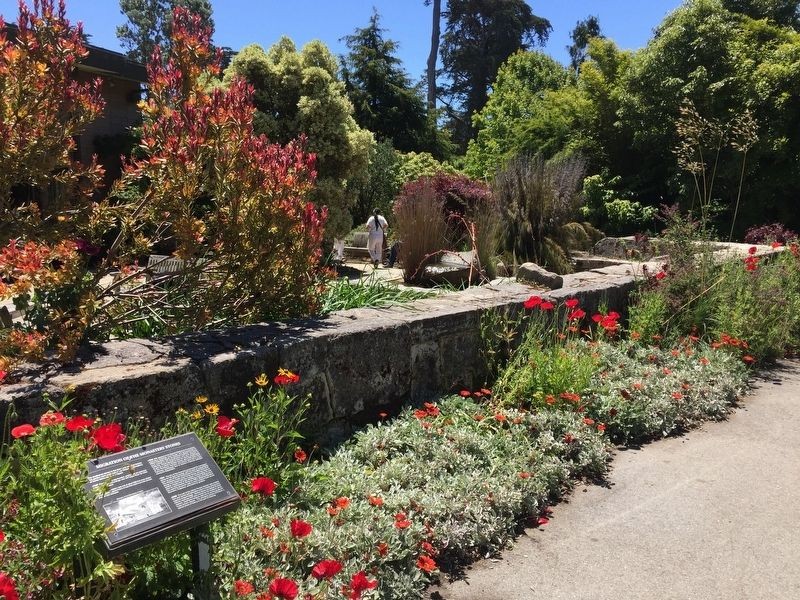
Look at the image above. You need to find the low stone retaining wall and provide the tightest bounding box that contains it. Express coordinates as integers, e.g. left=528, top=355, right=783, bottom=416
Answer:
left=1, top=261, right=657, bottom=440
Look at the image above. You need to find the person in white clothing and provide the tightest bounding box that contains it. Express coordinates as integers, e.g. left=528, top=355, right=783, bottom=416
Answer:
left=366, top=209, right=388, bottom=267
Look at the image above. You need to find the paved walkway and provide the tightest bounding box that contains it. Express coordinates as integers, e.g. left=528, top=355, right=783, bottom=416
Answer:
left=429, top=361, right=800, bottom=600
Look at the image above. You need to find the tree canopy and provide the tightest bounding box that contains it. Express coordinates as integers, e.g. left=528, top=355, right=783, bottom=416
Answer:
left=438, top=0, right=551, bottom=149
left=340, top=11, right=432, bottom=154
left=224, top=37, right=374, bottom=239
left=117, top=0, right=213, bottom=63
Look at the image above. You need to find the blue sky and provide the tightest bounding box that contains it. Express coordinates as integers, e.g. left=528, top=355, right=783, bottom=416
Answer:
left=1, top=0, right=682, bottom=78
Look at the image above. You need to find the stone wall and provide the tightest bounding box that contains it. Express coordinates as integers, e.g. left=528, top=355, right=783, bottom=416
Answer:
left=0, top=261, right=655, bottom=440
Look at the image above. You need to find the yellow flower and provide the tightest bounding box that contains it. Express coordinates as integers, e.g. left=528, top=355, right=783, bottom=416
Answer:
left=204, top=403, right=220, bottom=416
left=191, top=410, right=203, bottom=420
left=176, top=408, right=188, bottom=415
left=195, top=395, right=208, bottom=404
left=254, top=373, right=269, bottom=387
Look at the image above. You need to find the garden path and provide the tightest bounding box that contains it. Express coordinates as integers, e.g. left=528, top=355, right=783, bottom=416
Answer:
left=429, top=361, right=800, bottom=600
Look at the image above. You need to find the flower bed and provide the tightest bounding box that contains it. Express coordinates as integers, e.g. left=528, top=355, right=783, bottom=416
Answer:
left=0, top=320, right=750, bottom=599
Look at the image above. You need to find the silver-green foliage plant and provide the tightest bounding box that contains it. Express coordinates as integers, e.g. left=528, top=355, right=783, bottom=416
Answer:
left=214, top=396, right=610, bottom=598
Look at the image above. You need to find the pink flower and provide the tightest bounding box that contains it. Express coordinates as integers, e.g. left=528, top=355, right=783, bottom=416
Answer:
left=10, top=424, right=35, bottom=439
left=251, top=477, right=277, bottom=496
left=311, top=559, right=343, bottom=579
left=39, top=411, right=65, bottom=427
left=215, top=415, right=239, bottom=438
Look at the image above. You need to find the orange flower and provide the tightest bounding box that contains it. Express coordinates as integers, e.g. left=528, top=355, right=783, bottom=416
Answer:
left=368, top=495, right=384, bottom=507
left=394, top=512, right=412, bottom=529
left=334, top=496, right=350, bottom=509
left=416, top=555, right=437, bottom=573
left=377, top=541, right=389, bottom=556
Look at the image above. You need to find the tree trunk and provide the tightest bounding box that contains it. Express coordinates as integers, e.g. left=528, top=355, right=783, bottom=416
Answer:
left=427, top=0, right=441, bottom=112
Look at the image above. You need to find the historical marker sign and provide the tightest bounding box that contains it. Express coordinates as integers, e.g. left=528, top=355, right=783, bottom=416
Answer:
left=85, top=432, right=240, bottom=555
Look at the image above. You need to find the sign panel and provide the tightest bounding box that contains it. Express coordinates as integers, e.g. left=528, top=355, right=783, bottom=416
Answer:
left=85, top=432, right=240, bottom=555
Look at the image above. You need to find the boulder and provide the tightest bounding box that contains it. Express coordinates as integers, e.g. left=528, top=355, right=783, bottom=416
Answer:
left=517, top=263, right=563, bottom=289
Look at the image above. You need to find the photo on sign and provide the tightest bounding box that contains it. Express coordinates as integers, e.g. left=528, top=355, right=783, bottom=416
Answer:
left=103, top=488, right=172, bottom=531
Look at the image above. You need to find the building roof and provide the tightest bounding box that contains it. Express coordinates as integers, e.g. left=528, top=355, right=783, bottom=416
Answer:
left=4, top=23, right=147, bottom=83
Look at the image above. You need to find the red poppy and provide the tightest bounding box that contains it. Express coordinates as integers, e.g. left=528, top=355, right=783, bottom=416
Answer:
left=597, top=423, right=606, bottom=432
left=251, top=477, right=277, bottom=496
left=234, top=580, right=255, bottom=596
left=215, top=415, right=239, bottom=438
left=10, top=424, right=35, bottom=439
left=458, top=389, right=471, bottom=397
left=567, top=308, right=586, bottom=321
left=539, top=301, right=555, bottom=311
left=346, top=571, right=378, bottom=600
left=91, top=423, right=126, bottom=452
left=480, top=388, right=492, bottom=396
left=0, top=530, right=4, bottom=543
left=394, top=512, right=412, bottom=529
left=39, top=411, right=65, bottom=427
left=748, top=246, right=757, bottom=255
left=334, top=496, right=350, bottom=509
left=564, top=298, right=579, bottom=309
left=377, top=541, right=389, bottom=556
left=66, top=415, right=95, bottom=432
left=771, top=242, right=784, bottom=249
left=523, top=295, right=542, bottom=309
left=655, top=270, right=667, bottom=280
left=368, top=495, right=383, bottom=506
left=311, top=559, right=343, bottom=580
left=269, top=577, right=299, bottom=600
left=290, top=519, right=313, bottom=538
left=0, top=370, right=6, bottom=383
left=413, top=409, right=428, bottom=419
left=294, top=448, right=307, bottom=463
left=591, top=313, right=603, bottom=323
left=416, top=554, right=437, bottom=573
left=0, top=572, right=19, bottom=600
